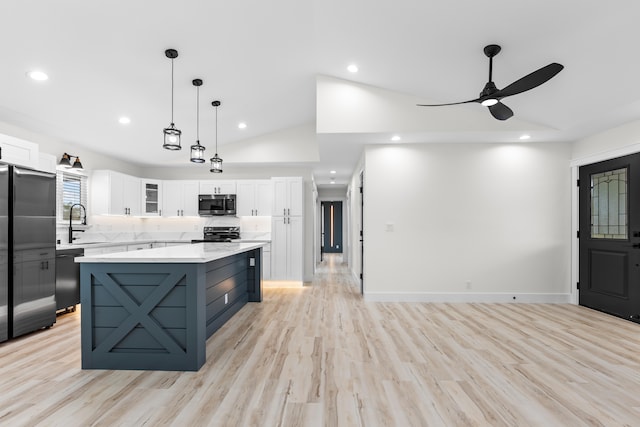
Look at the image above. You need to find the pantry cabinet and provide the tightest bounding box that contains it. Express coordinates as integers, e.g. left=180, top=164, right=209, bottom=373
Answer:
left=270, top=177, right=304, bottom=281
left=272, top=177, right=303, bottom=217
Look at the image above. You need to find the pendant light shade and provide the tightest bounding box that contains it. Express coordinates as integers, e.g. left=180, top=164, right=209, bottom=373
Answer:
left=210, top=100, right=223, bottom=173
left=163, top=49, right=182, bottom=150
left=190, top=79, right=206, bottom=163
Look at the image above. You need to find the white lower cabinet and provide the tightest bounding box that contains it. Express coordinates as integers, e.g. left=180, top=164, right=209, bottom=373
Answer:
left=126, top=243, right=152, bottom=251
left=262, top=243, right=271, bottom=280
left=271, top=216, right=303, bottom=281
left=83, top=245, right=128, bottom=256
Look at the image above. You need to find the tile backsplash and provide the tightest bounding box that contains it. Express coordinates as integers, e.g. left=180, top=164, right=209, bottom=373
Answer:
left=57, top=215, right=271, bottom=244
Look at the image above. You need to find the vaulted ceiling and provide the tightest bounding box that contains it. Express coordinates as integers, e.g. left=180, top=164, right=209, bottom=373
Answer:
left=2, top=1, right=640, bottom=188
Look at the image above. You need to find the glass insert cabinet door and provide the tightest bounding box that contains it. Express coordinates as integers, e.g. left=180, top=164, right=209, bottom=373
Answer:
left=590, top=167, right=628, bottom=239
left=143, top=182, right=160, bottom=215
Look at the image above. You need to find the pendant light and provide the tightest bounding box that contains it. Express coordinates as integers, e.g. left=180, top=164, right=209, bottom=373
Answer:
left=162, top=49, right=182, bottom=150
left=209, top=100, right=223, bottom=173
left=190, top=79, right=206, bottom=163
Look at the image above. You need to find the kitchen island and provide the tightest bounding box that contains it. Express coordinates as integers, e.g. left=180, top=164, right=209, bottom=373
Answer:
left=76, top=242, right=265, bottom=371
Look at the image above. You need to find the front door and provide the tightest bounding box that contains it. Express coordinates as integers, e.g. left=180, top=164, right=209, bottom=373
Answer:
left=321, top=201, right=343, bottom=253
left=579, top=153, right=640, bottom=321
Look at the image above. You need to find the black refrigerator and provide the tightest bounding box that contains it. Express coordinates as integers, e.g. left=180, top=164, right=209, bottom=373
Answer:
left=0, top=164, right=57, bottom=342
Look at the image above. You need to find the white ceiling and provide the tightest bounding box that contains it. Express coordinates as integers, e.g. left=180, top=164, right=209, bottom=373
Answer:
left=2, top=1, right=640, bottom=188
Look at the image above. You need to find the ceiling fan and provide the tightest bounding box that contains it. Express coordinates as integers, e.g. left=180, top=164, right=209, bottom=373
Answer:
left=417, top=44, right=563, bottom=120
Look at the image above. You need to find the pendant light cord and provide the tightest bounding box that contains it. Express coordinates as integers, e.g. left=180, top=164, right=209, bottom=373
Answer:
left=215, top=105, right=218, bottom=153
left=171, top=58, right=175, bottom=123
left=196, top=85, right=200, bottom=141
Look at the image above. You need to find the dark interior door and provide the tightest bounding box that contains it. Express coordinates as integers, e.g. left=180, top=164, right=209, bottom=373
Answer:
left=579, top=153, right=640, bottom=321
left=322, top=201, right=343, bottom=253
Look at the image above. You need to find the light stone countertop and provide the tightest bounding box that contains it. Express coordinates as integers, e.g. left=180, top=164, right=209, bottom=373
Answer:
left=56, top=239, right=191, bottom=251
left=75, top=242, right=267, bottom=263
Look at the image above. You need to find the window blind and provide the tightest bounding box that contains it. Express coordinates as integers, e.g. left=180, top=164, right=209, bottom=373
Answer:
left=56, top=170, right=88, bottom=221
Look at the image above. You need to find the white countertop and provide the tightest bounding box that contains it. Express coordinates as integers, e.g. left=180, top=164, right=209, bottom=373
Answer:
left=75, top=242, right=267, bottom=263
left=56, top=239, right=191, bottom=250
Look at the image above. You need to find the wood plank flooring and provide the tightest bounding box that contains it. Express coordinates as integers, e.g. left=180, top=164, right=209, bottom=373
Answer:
left=1, top=254, right=640, bottom=426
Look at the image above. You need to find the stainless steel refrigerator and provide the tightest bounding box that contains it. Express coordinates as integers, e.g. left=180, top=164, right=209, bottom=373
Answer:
left=0, top=164, right=56, bottom=342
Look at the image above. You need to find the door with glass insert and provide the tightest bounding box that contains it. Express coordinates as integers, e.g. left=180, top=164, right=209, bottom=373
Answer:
left=579, top=153, right=640, bottom=321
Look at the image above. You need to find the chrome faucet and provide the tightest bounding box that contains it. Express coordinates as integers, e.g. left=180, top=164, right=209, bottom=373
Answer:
left=68, top=203, right=87, bottom=244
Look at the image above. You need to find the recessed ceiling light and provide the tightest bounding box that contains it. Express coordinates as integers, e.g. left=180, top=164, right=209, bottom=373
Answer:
left=347, top=64, right=358, bottom=73
left=118, top=117, right=131, bottom=125
left=238, top=122, right=247, bottom=129
left=391, top=135, right=401, bottom=142
left=519, top=134, right=531, bottom=140
left=330, top=170, right=336, bottom=174
left=330, top=181, right=336, bottom=185
left=27, top=70, right=48, bottom=81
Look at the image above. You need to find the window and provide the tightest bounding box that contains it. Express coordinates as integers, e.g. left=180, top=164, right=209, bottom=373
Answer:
left=56, top=170, right=88, bottom=222
left=590, top=167, right=628, bottom=239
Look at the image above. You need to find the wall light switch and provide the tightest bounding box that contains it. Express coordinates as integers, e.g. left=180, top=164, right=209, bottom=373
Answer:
left=385, top=223, right=394, bottom=232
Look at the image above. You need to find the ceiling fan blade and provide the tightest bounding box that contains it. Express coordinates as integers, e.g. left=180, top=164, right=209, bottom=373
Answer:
left=496, top=63, right=564, bottom=98
left=488, top=102, right=513, bottom=120
left=417, top=99, right=479, bottom=107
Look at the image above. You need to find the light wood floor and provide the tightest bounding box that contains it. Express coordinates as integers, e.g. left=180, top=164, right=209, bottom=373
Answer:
left=1, top=255, right=640, bottom=426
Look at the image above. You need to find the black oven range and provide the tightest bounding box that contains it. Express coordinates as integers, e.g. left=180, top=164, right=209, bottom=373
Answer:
left=191, top=226, right=240, bottom=243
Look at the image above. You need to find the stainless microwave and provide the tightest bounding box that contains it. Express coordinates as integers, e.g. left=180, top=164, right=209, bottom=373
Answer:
left=198, top=194, right=236, bottom=216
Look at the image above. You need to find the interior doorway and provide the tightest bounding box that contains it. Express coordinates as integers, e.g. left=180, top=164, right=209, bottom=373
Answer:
left=321, top=201, right=343, bottom=256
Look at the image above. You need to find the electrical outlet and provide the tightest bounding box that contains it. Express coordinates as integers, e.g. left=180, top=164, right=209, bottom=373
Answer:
left=465, top=281, right=472, bottom=289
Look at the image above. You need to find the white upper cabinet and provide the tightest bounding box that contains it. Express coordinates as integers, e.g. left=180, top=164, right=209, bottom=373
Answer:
left=91, top=170, right=140, bottom=216
left=236, top=180, right=273, bottom=216
left=199, top=180, right=236, bottom=195
left=162, top=180, right=199, bottom=217
left=272, top=177, right=303, bottom=217
left=0, top=133, right=39, bottom=169
left=141, top=179, right=162, bottom=216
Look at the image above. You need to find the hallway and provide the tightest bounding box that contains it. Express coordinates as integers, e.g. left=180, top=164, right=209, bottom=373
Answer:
left=0, top=254, right=639, bottom=425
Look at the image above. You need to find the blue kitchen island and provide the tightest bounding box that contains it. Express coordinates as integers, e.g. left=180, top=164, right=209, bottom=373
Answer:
left=76, top=242, right=265, bottom=371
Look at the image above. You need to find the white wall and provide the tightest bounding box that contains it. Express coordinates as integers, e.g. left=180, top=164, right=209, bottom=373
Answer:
left=361, top=142, right=572, bottom=302
left=572, top=118, right=640, bottom=160
left=0, top=121, right=143, bottom=175
left=347, top=154, right=365, bottom=283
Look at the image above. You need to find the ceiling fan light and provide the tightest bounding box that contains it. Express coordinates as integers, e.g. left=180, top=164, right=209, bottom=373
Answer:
left=481, top=98, right=499, bottom=107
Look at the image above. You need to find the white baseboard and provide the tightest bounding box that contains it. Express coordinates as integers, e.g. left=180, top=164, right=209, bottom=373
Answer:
left=363, top=292, right=571, bottom=303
